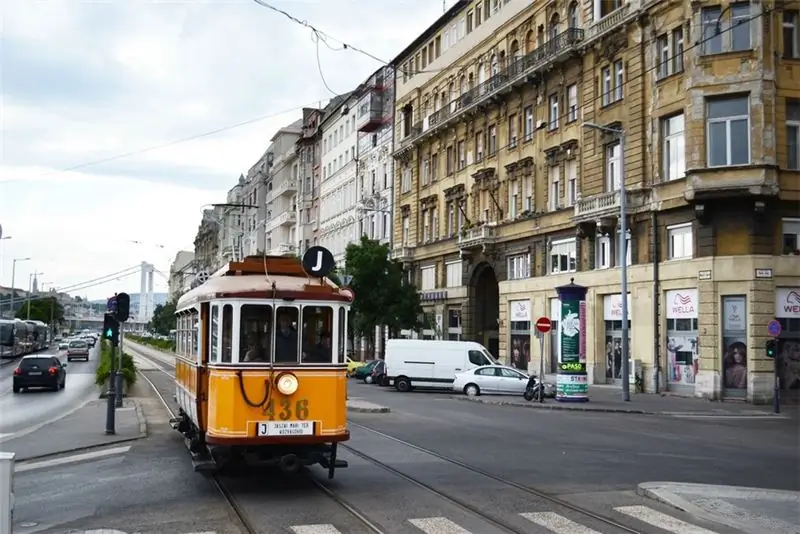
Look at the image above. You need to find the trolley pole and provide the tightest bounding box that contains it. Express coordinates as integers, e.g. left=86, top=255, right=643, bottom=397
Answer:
left=115, top=327, right=125, bottom=408
left=105, top=343, right=117, bottom=435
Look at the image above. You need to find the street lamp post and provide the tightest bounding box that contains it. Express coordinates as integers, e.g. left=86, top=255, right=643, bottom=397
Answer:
left=9, top=257, right=31, bottom=320
left=582, top=122, right=630, bottom=402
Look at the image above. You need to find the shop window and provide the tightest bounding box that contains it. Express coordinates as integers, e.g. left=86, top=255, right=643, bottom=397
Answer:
left=509, top=320, right=530, bottom=371
left=447, top=308, right=461, bottom=340
left=604, top=320, right=631, bottom=382
left=722, top=296, right=747, bottom=396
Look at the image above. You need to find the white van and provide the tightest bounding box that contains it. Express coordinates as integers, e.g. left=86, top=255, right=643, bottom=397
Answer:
left=385, top=339, right=498, bottom=392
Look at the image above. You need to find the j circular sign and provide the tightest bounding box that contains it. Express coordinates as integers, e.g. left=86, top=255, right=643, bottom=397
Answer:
left=535, top=316, right=552, bottom=333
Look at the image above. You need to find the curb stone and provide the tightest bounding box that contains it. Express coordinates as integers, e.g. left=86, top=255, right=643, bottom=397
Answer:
left=347, top=406, right=391, bottom=413
left=454, top=395, right=788, bottom=417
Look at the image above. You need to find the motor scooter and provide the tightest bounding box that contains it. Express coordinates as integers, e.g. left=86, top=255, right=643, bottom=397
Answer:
left=523, top=374, right=544, bottom=401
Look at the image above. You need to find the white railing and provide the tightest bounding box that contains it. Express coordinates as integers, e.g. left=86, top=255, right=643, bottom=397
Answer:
left=0, top=452, right=14, bottom=534
left=458, top=225, right=497, bottom=248
left=574, top=191, right=621, bottom=218
left=390, top=246, right=414, bottom=261
left=266, top=180, right=298, bottom=203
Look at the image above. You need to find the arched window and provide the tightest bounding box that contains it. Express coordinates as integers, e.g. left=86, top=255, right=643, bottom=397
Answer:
left=459, top=76, right=466, bottom=95
left=511, top=40, right=521, bottom=58
left=468, top=72, right=475, bottom=89
left=491, top=54, right=499, bottom=75
left=449, top=82, right=457, bottom=111
left=478, top=61, right=486, bottom=84
left=568, top=3, right=579, bottom=29
left=525, top=30, right=535, bottom=53
left=549, top=14, right=559, bottom=41
left=433, top=93, right=440, bottom=111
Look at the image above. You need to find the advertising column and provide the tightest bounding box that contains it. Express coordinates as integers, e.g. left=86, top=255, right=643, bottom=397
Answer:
left=665, top=289, right=699, bottom=395
left=555, top=279, right=588, bottom=402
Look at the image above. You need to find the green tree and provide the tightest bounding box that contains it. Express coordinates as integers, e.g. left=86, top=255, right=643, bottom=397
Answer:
left=345, top=236, right=422, bottom=356
left=15, top=297, right=64, bottom=324
left=149, top=301, right=177, bottom=335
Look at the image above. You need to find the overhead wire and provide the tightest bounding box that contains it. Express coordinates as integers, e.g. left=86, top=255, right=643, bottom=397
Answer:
left=49, top=266, right=142, bottom=294
left=17, top=270, right=141, bottom=305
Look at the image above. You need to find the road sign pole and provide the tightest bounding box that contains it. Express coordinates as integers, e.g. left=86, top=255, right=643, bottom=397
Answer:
left=767, top=319, right=781, bottom=414
left=105, top=344, right=117, bottom=435
left=538, top=331, right=545, bottom=403
left=115, top=326, right=124, bottom=408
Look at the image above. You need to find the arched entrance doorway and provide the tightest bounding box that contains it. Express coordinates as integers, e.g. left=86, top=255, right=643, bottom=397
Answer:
left=469, top=263, right=500, bottom=358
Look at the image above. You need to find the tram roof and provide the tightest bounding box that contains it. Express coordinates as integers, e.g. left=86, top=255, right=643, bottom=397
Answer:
left=176, top=255, right=351, bottom=310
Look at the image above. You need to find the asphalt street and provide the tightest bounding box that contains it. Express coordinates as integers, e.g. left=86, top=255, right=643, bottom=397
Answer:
left=14, top=340, right=792, bottom=534
left=0, top=343, right=100, bottom=439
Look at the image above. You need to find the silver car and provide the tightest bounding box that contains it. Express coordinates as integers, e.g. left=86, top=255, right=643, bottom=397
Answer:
left=453, top=364, right=532, bottom=396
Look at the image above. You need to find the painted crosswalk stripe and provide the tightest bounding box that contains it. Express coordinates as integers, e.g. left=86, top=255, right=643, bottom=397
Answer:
left=290, top=525, right=343, bottom=534
left=520, top=512, right=603, bottom=534
left=615, top=505, right=721, bottom=534
left=16, top=445, right=132, bottom=473
left=409, top=517, right=472, bottom=533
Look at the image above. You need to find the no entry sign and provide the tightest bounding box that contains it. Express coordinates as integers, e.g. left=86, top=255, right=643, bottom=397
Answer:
left=535, top=316, right=552, bottom=333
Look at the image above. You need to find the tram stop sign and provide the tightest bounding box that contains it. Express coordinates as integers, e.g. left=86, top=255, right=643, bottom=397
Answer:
left=302, top=246, right=335, bottom=277
left=535, top=316, right=552, bottom=334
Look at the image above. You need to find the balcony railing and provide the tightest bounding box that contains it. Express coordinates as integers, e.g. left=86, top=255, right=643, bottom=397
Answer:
left=573, top=189, right=647, bottom=220
left=265, top=211, right=297, bottom=231
left=266, top=180, right=298, bottom=203
left=458, top=225, right=498, bottom=249
left=398, top=28, right=584, bottom=149
left=268, top=243, right=296, bottom=256
left=390, top=246, right=414, bottom=262
left=584, top=3, right=633, bottom=43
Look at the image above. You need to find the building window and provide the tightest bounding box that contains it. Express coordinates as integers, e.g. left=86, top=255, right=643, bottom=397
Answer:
left=402, top=216, right=410, bottom=245
left=422, top=209, right=430, bottom=242
left=524, top=106, right=534, bottom=141
left=565, top=159, right=577, bottom=207
left=508, top=114, right=518, bottom=148
left=431, top=153, right=439, bottom=181
left=601, top=60, right=624, bottom=106
left=787, top=100, right=800, bottom=170
left=420, top=266, right=436, bottom=290
left=447, top=308, right=462, bottom=341
left=702, top=4, right=751, bottom=55
left=783, top=218, right=800, bottom=255
left=488, top=125, right=497, bottom=155
left=667, top=223, right=693, bottom=260
left=567, top=84, right=578, bottom=122
left=446, top=261, right=462, bottom=287
left=549, top=238, right=577, bottom=274
left=446, top=146, right=454, bottom=175
left=421, top=157, right=430, bottom=185
left=662, top=114, right=686, bottom=181
left=605, top=142, right=621, bottom=191
left=447, top=204, right=456, bottom=236
left=508, top=180, right=519, bottom=220
left=400, top=165, right=412, bottom=193
left=657, top=27, right=684, bottom=79
left=548, top=94, right=559, bottom=130
left=549, top=165, right=560, bottom=211
left=507, top=253, right=530, bottom=280
left=475, top=131, right=484, bottom=161
left=707, top=96, right=750, bottom=167
left=785, top=10, right=800, bottom=58
left=458, top=140, right=466, bottom=169
left=614, top=60, right=624, bottom=101
left=730, top=2, right=752, bottom=51
left=596, top=235, right=611, bottom=269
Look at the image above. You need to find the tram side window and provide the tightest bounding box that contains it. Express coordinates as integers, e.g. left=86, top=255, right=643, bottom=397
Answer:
left=221, top=304, right=233, bottom=362
left=338, top=307, right=347, bottom=363
left=190, top=310, right=200, bottom=361
left=275, top=306, right=300, bottom=364
left=301, top=306, right=334, bottom=363
left=210, top=305, right=219, bottom=362
left=240, top=304, right=273, bottom=363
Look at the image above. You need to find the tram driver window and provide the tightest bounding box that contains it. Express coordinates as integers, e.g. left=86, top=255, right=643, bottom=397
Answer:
left=221, top=304, right=233, bottom=363
left=240, top=304, right=273, bottom=363
left=274, top=306, right=300, bottom=364
left=210, top=305, right=219, bottom=362
left=301, top=306, right=334, bottom=363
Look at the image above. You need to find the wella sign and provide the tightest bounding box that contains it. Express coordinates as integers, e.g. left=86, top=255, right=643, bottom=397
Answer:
left=666, top=289, right=698, bottom=319
left=776, top=288, right=800, bottom=319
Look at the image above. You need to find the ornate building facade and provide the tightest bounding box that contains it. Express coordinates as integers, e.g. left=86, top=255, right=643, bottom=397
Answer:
left=390, top=0, right=800, bottom=402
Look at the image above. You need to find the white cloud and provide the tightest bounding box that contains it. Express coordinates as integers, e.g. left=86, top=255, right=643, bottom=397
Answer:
left=1, top=0, right=445, bottom=299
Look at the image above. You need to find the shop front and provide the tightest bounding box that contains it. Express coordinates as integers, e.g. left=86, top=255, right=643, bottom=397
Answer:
left=775, top=287, right=800, bottom=398
left=508, top=299, right=531, bottom=372
left=665, top=289, right=699, bottom=395
left=602, top=294, right=631, bottom=385
left=721, top=295, right=748, bottom=398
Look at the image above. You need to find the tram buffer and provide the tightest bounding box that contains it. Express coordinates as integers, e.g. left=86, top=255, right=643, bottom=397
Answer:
left=104, top=292, right=130, bottom=433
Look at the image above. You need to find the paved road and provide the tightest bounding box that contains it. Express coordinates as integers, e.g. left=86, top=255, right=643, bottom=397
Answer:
left=0, top=344, right=100, bottom=439
left=65, top=340, right=788, bottom=534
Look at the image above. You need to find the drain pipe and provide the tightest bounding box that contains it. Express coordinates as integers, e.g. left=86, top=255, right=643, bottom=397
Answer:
left=652, top=210, right=661, bottom=393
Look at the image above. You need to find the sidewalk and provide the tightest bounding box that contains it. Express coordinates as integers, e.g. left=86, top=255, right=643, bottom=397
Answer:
left=456, top=385, right=797, bottom=418
left=347, top=397, right=390, bottom=413
left=0, top=398, right=147, bottom=461
left=639, top=482, right=800, bottom=534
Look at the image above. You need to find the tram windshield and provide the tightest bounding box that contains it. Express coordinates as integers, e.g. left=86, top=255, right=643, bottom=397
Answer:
left=0, top=322, right=13, bottom=347
left=236, top=303, right=342, bottom=365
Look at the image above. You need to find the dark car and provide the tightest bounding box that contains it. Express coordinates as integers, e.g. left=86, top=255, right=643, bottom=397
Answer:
left=13, top=355, right=67, bottom=393
left=369, top=360, right=388, bottom=386
left=351, top=360, right=378, bottom=381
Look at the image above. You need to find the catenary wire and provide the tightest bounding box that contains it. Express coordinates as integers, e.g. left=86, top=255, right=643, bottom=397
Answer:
left=42, top=266, right=142, bottom=295
left=1, top=6, right=770, bottom=187
left=15, top=270, right=141, bottom=305
left=312, top=32, right=343, bottom=96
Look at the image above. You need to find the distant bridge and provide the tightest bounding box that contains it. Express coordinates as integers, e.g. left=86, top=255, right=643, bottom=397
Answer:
left=62, top=316, right=149, bottom=333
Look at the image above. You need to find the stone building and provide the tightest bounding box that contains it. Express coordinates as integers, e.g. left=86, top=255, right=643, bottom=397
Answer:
left=389, top=0, right=800, bottom=402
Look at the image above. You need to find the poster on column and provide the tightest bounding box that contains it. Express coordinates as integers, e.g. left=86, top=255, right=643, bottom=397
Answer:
left=557, top=299, right=587, bottom=399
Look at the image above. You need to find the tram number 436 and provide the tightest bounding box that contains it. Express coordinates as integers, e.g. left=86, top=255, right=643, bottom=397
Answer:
left=262, top=398, right=309, bottom=420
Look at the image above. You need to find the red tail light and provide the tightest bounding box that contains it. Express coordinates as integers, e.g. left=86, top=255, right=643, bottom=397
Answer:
left=13, top=368, right=21, bottom=376
left=48, top=367, right=58, bottom=375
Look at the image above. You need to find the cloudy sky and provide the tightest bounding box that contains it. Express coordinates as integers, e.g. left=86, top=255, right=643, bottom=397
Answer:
left=0, top=0, right=450, bottom=301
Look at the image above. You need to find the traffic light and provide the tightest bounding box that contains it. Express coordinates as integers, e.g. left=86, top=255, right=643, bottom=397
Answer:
left=115, top=292, right=130, bottom=322
left=103, top=313, right=120, bottom=346
left=766, top=339, right=777, bottom=358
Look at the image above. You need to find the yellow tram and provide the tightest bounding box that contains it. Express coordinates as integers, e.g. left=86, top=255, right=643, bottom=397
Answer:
left=170, top=248, right=351, bottom=478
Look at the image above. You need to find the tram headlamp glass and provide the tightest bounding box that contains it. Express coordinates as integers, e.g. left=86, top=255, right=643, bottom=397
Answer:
left=276, top=372, right=299, bottom=395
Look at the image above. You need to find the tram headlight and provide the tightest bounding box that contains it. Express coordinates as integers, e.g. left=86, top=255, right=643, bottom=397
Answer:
left=276, top=372, right=299, bottom=395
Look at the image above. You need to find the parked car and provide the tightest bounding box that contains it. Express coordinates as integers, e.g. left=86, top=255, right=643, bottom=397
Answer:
left=453, top=364, right=556, bottom=397
left=13, top=355, right=67, bottom=393
left=346, top=356, right=366, bottom=376
left=66, top=340, right=90, bottom=362
left=351, top=360, right=379, bottom=381
left=367, top=360, right=388, bottom=386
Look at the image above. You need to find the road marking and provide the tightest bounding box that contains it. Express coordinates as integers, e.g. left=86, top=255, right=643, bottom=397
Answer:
left=16, top=445, right=131, bottom=473
left=409, top=517, right=472, bottom=533
left=290, top=526, right=342, bottom=534
left=614, top=505, right=721, bottom=534
left=520, top=512, right=603, bottom=534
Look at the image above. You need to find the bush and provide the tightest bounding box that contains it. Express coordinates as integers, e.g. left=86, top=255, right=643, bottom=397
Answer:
left=127, top=334, right=175, bottom=352
left=95, top=339, right=138, bottom=388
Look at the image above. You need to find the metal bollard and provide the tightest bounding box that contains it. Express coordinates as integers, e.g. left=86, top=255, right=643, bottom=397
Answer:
left=0, top=452, right=15, bottom=534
